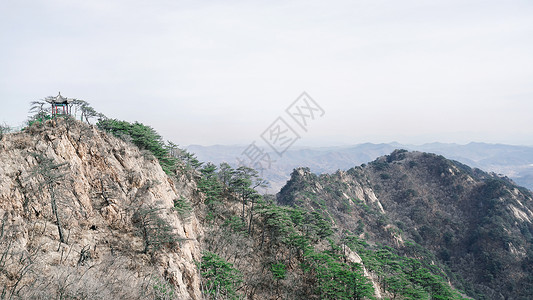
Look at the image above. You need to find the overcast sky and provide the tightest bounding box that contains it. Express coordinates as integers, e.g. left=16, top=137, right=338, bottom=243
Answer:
left=1, top=0, right=532, bottom=147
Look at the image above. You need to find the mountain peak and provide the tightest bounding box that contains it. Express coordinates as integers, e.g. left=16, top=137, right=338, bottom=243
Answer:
left=278, top=149, right=533, bottom=298
left=0, top=119, right=203, bottom=299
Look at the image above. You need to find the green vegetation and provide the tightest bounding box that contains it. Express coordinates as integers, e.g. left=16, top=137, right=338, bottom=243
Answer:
left=197, top=252, right=243, bottom=300
left=198, top=163, right=223, bottom=208
left=20, top=97, right=528, bottom=299
left=302, top=248, right=374, bottom=299
left=27, top=97, right=106, bottom=128
left=133, top=205, right=181, bottom=255
left=151, top=276, right=176, bottom=299
left=173, top=196, right=192, bottom=218
left=27, top=100, right=53, bottom=126
left=222, top=216, right=246, bottom=234
left=97, top=119, right=179, bottom=174
left=270, top=262, right=287, bottom=280
left=257, top=202, right=333, bottom=248
left=26, top=114, right=53, bottom=128
left=371, top=160, right=388, bottom=171
left=97, top=119, right=202, bottom=176
left=254, top=201, right=376, bottom=298
left=195, top=161, right=382, bottom=299
left=345, top=238, right=467, bottom=299
left=275, top=160, right=476, bottom=299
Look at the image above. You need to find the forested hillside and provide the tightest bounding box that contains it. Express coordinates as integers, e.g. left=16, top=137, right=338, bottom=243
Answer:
left=279, top=150, right=533, bottom=299
left=2, top=111, right=532, bottom=299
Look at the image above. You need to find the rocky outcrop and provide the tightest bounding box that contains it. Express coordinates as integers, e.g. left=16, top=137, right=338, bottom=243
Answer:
left=0, top=120, right=203, bottom=299
left=278, top=150, right=533, bottom=299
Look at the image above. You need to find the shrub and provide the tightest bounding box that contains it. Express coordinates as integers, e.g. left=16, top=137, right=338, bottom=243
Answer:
left=270, top=262, right=287, bottom=280
left=197, top=252, right=242, bottom=299
left=380, top=173, right=391, bottom=180
left=173, top=197, right=192, bottom=218
left=133, top=205, right=181, bottom=255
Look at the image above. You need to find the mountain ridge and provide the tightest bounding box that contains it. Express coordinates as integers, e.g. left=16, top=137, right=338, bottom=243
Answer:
left=187, top=142, right=533, bottom=193
left=278, top=149, right=533, bottom=298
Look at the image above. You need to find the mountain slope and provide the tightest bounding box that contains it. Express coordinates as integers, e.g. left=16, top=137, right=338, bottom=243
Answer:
left=3, top=118, right=532, bottom=299
left=0, top=120, right=203, bottom=299
left=278, top=150, right=533, bottom=299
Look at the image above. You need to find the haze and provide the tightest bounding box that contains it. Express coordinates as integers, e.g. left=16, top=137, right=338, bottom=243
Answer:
left=1, top=0, right=532, bottom=146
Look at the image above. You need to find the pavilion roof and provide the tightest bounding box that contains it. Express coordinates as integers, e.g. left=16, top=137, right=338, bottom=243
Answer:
left=45, top=92, right=74, bottom=104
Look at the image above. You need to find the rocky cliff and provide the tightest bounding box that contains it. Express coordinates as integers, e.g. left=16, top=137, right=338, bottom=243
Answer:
left=0, top=120, right=203, bottom=299
left=278, top=149, right=533, bottom=299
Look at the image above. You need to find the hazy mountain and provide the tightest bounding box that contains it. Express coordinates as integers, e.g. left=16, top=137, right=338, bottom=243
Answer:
left=187, top=143, right=533, bottom=193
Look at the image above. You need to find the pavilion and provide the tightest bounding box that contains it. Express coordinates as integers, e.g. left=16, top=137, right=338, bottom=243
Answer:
left=45, top=92, right=74, bottom=116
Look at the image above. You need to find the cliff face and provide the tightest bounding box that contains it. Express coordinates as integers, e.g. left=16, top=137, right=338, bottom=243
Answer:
left=0, top=120, right=203, bottom=299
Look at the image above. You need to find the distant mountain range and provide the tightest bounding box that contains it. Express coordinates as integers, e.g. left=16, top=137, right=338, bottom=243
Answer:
left=186, top=142, right=533, bottom=193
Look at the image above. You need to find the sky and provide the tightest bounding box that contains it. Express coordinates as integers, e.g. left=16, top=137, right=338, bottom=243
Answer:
left=1, top=0, right=532, bottom=147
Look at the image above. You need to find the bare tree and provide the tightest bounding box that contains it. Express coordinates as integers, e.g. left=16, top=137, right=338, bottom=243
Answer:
left=29, top=100, right=49, bottom=116
left=0, top=216, right=42, bottom=300
left=0, top=123, right=10, bottom=139
left=28, top=100, right=52, bottom=125
left=133, top=204, right=182, bottom=255
left=30, top=152, right=69, bottom=244
left=71, top=99, right=107, bottom=124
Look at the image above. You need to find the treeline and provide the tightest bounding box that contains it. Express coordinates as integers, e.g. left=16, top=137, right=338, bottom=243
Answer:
left=96, top=119, right=201, bottom=175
